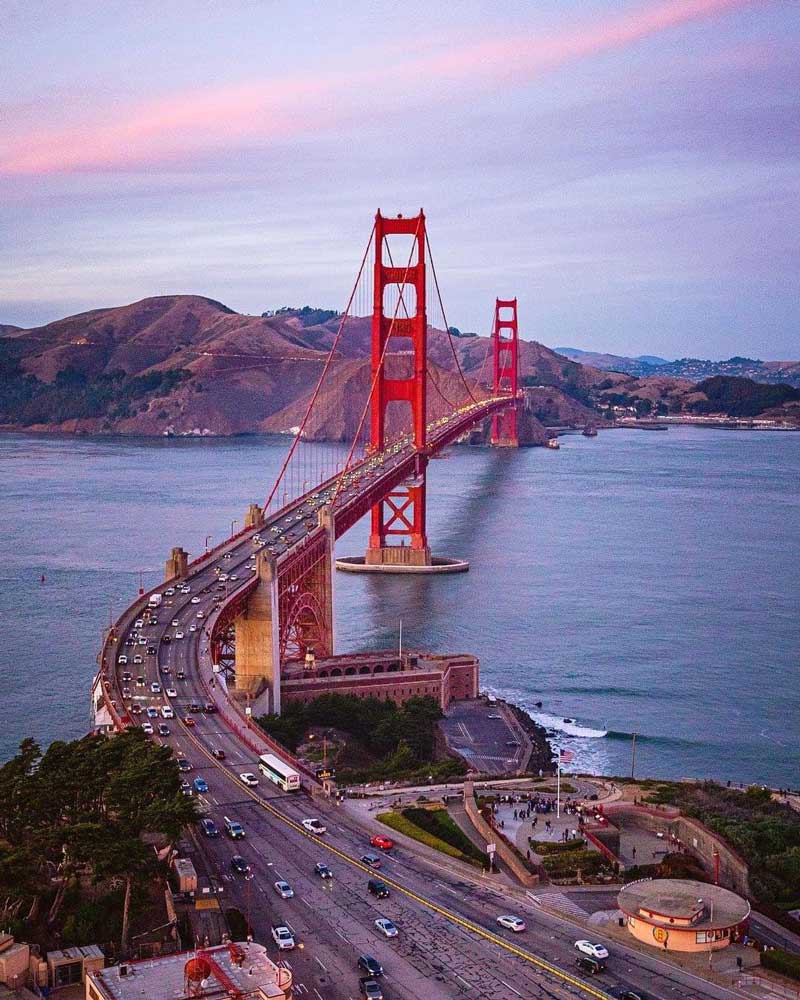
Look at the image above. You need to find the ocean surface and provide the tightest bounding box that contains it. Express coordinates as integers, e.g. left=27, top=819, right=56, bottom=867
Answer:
left=2, top=427, right=798, bottom=786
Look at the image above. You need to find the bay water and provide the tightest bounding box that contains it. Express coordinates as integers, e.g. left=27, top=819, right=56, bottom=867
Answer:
left=2, top=427, right=798, bottom=786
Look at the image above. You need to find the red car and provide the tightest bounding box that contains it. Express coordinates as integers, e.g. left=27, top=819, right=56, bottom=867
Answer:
left=183, top=716, right=196, bottom=727
left=370, top=835, right=394, bottom=851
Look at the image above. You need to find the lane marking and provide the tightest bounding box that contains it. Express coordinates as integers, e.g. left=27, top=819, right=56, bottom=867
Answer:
left=499, top=980, right=523, bottom=998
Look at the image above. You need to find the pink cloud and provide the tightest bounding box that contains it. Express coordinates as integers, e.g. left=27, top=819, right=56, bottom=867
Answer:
left=0, top=0, right=756, bottom=177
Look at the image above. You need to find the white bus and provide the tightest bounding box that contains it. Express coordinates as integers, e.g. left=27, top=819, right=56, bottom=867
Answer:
left=258, top=753, right=301, bottom=792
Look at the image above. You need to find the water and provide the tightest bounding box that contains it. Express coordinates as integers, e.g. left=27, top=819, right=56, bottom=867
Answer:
left=2, top=427, right=798, bottom=786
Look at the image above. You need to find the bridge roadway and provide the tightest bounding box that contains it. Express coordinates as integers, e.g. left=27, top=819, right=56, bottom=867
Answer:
left=105, top=404, right=743, bottom=1000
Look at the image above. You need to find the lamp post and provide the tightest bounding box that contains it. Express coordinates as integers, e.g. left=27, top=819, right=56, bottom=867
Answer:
left=231, top=518, right=238, bottom=538
left=204, top=534, right=212, bottom=552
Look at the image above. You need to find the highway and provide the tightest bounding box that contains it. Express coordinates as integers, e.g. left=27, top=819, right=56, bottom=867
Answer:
left=104, top=405, right=746, bottom=1000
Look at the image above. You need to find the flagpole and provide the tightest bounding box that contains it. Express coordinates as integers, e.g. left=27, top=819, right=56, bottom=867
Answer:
left=557, top=748, right=561, bottom=820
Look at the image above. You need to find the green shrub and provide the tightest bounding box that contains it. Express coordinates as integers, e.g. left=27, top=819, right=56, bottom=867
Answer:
left=401, top=808, right=485, bottom=863
left=531, top=838, right=586, bottom=854
left=541, top=848, right=608, bottom=878
left=377, top=811, right=482, bottom=867
left=761, top=948, right=800, bottom=982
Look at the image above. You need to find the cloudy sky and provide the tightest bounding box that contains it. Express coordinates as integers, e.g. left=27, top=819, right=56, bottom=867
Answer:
left=2, top=0, right=798, bottom=358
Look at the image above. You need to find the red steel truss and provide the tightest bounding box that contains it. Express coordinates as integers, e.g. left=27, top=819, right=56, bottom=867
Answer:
left=491, top=297, right=520, bottom=447
left=367, top=210, right=430, bottom=563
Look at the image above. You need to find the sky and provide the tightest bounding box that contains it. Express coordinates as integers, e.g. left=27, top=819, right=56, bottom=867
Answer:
left=1, top=0, right=799, bottom=359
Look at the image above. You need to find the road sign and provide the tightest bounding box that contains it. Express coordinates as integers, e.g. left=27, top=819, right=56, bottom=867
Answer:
left=486, top=843, right=496, bottom=854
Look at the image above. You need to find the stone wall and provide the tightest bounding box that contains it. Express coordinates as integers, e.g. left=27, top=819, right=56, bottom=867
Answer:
left=463, top=781, right=538, bottom=888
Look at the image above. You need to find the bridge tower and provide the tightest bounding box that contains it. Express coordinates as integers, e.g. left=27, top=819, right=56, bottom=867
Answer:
left=365, top=210, right=431, bottom=567
left=490, top=297, right=520, bottom=448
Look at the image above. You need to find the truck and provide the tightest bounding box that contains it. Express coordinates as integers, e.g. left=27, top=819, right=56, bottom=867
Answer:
left=148, top=592, right=163, bottom=609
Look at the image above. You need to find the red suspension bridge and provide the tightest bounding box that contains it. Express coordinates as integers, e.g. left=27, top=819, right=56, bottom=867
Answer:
left=98, top=209, right=522, bottom=722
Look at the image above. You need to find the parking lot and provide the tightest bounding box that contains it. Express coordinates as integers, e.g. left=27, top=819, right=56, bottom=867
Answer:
left=440, top=698, right=530, bottom=775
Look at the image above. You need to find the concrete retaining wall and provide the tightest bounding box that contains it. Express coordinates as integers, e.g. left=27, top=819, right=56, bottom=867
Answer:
left=463, top=781, right=538, bottom=888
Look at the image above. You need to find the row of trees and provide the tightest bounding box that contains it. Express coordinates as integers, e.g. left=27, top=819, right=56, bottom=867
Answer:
left=0, top=731, right=197, bottom=952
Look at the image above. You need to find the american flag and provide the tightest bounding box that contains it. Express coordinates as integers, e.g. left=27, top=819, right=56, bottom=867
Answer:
left=559, top=749, right=574, bottom=765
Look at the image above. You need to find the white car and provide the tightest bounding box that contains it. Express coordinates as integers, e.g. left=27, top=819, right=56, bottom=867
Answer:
left=166, top=687, right=178, bottom=698
left=118, top=654, right=128, bottom=665
left=160, top=706, right=174, bottom=719
left=374, top=918, right=398, bottom=938
left=574, top=940, right=609, bottom=960
left=189, top=624, right=197, bottom=632
left=271, top=925, right=295, bottom=950
left=497, top=915, right=526, bottom=933
left=196, top=611, right=204, bottom=619
left=175, top=631, right=184, bottom=639
left=134, top=619, right=144, bottom=628
left=239, top=773, right=259, bottom=787
left=141, top=722, right=154, bottom=735
left=150, top=682, right=161, bottom=694
left=191, top=596, right=200, bottom=604
left=171, top=619, right=179, bottom=627
left=302, top=818, right=327, bottom=835
left=274, top=881, right=294, bottom=899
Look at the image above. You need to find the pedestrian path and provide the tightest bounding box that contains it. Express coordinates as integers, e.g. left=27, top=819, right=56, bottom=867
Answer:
left=531, top=890, right=589, bottom=920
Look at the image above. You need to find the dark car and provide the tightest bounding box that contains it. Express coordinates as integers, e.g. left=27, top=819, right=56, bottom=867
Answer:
left=160, top=634, right=171, bottom=644
left=147, top=646, right=157, bottom=655
left=314, top=863, right=333, bottom=879
left=230, top=855, right=250, bottom=875
left=367, top=879, right=389, bottom=899
left=203, top=702, right=217, bottom=714
left=189, top=702, right=202, bottom=713
left=609, top=990, right=647, bottom=1000
left=177, top=758, right=191, bottom=772
left=576, top=956, right=606, bottom=975
left=211, top=748, right=226, bottom=760
left=200, top=818, right=219, bottom=838
left=358, top=956, right=383, bottom=978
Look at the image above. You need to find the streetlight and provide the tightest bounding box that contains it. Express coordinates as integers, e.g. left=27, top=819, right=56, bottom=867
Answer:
left=205, top=534, right=212, bottom=551
left=231, top=518, right=238, bottom=537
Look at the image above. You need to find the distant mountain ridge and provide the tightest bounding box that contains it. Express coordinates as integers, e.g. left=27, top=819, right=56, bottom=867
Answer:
left=1, top=296, right=797, bottom=436
left=554, top=346, right=800, bottom=387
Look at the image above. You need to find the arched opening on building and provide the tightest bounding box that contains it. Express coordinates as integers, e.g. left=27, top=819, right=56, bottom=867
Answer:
left=331, top=667, right=342, bottom=677
left=344, top=666, right=356, bottom=676
left=359, top=665, right=371, bottom=674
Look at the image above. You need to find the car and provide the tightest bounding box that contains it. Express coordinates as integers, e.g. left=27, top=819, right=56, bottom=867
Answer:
left=368, top=879, right=389, bottom=899
left=176, top=669, right=186, bottom=680
left=133, top=654, right=143, bottom=664
left=122, top=687, right=131, bottom=699
left=118, top=654, right=128, bottom=665
left=125, top=636, right=135, bottom=646
left=134, top=619, right=144, bottom=628
left=137, top=637, right=146, bottom=646
left=191, top=596, right=200, bottom=604
left=225, top=550, right=234, bottom=557
left=130, top=703, right=142, bottom=715
left=160, top=705, right=174, bottom=718
left=193, top=777, right=208, bottom=794
left=157, top=723, right=170, bottom=736
left=370, top=835, right=394, bottom=850
left=229, top=574, right=238, bottom=581
left=135, top=674, right=146, bottom=686
left=177, top=758, right=192, bottom=772
left=160, top=635, right=171, bottom=644
left=230, top=855, right=250, bottom=875
left=302, top=818, right=327, bottom=835
left=608, top=990, right=648, bottom=1000
left=496, top=915, right=526, bottom=933
left=150, top=682, right=161, bottom=693
left=576, top=956, right=605, bottom=976
left=203, top=703, right=216, bottom=714
left=189, top=702, right=202, bottom=712
left=183, top=716, right=196, bottom=727
left=271, top=925, right=295, bottom=950
left=211, top=748, right=225, bottom=760
left=189, top=624, right=197, bottom=632
left=164, top=588, right=175, bottom=596
left=196, top=611, right=204, bottom=619
left=374, top=918, right=397, bottom=938
left=224, top=817, right=245, bottom=839
left=175, top=631, right=184, bottom=639
left=358, top=956, right=383, bottom=977
left=121, top=670, right=132, bottom=681
left=160, top=663, right=171, bottom=673
left=171, top=619, right=179, bottom=627
left=574, top=940, right=609, bottom=960
left=359, top=980, right=383, bottom=1000
left=147, top=646, right=157, bottom=655
left=141, top=721, right=154, bottom=734
left=146, top=707, right=159, bottom=719
left=360, top=853, right=382, bottom=868
left=239, top=772, right=259, bottom=787
left=166, top=687, right=178, bottom=698
left=273, top=881, right=294, bottom=899
left=314, top=863, right=332, bottom=879
left=200, top=818, right=219, bottom=838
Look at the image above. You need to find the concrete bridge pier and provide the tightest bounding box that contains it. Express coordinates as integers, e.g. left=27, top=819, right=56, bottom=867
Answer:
left=234, top=551, right=281, bottom=713
left=165, top=546, right=189, bottom=580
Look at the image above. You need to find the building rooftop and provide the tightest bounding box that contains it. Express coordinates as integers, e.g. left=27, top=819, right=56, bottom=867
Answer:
left=89, top=942, right=290, bottom=1000
left=618, top=879, right=750, bottom=930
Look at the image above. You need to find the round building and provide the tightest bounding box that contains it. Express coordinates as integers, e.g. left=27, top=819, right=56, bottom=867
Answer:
left=617, top=878, right=750, bottom=953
